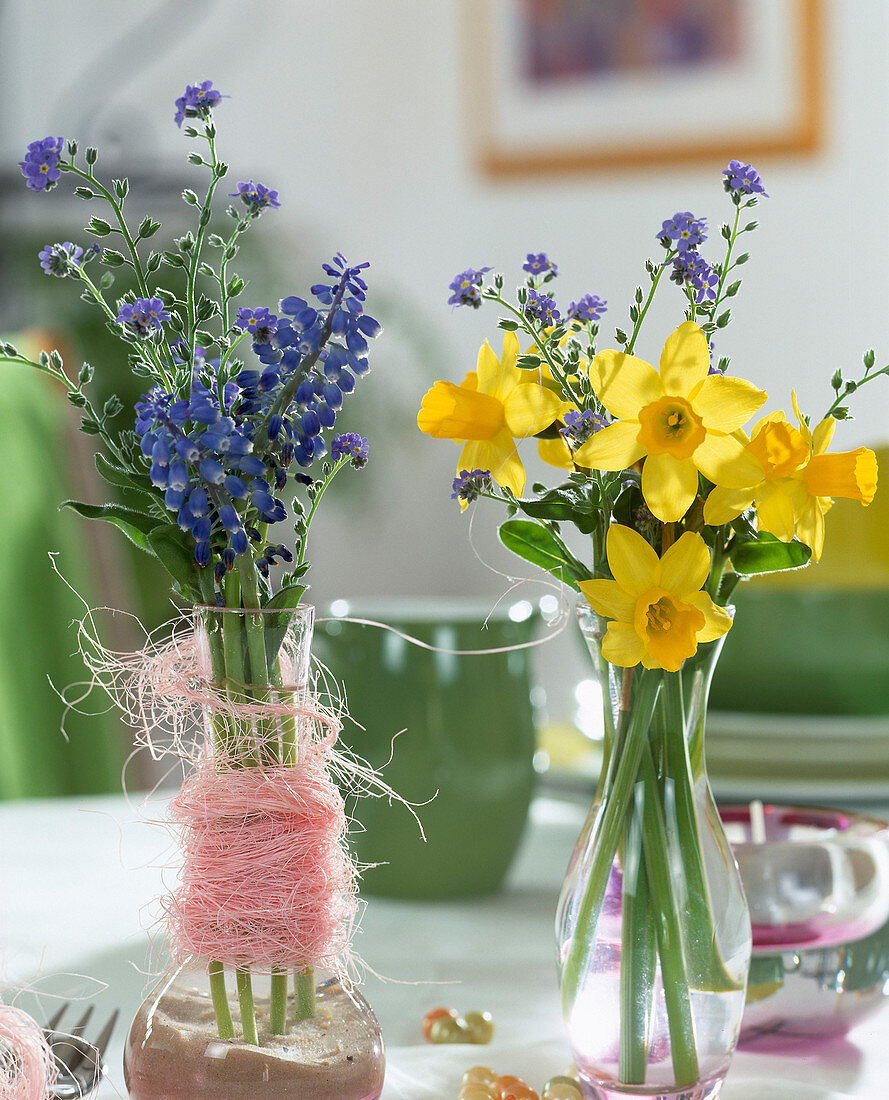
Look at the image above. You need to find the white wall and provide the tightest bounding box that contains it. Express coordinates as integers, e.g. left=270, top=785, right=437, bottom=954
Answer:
left=2, top=0, right=888, bottom=621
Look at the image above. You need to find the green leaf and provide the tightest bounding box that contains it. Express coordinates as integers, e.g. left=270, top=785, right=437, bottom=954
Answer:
left=515, top=354, right=541, bottom=370
left=94, top=453, right=153, bottom=496
left=147, top=524, right=201, bottom=598
left=60, top=500, right=158, bottom=553
left=498, top=319, right=519, bottom=331
left=515, top=483, right=600, bottom=534
left=264, top=583, right=307, bottom=611
left=498, top=519, right=592, bottom=591
left=730, top=534, right=811, bottom=575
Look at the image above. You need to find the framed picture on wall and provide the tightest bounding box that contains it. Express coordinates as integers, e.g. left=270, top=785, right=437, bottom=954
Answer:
left=463, top=0, right=824, bottom=176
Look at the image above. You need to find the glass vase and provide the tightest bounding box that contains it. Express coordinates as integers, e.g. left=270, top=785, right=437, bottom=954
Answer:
left=125, top=964, right=384, bottom=1100
left=556, top=605, right=751, bottom=1100
left=123, top=604, right=385, bottom=1099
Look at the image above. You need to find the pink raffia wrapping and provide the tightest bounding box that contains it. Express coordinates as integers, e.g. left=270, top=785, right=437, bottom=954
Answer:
left=164, top=751, right=357, bottom=969
left=0, top=1004, right=57, bottom=1100
left=66, top=607, right=413, bottom=976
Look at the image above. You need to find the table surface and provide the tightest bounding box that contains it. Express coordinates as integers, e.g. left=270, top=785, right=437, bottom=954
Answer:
left=1, top=791, right=887, bottom=1100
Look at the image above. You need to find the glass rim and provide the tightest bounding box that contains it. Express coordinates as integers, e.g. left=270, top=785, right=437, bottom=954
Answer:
left=722, top=802, right=889, bottom=844
left=193, top=602, right=315, bottom=617
left=322, top=596, right=540, bottom=624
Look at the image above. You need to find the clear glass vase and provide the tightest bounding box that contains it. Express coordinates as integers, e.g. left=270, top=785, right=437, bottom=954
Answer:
left=556, top=605, right=751, bottom=1100
left=123, top=604, right=385, bottom=1099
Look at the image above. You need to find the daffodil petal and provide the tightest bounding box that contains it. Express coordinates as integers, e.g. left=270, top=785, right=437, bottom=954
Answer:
left=659, top=531, right=711, bottom=600
left=694, top=433, right=764, bottom=488
left=538, top=436, right=574, bottom=469
left=490, top=331, right=524, bottom=402
left=459, top=430, right=525, bottom=497
left=641, top=452, right=699, bottom=522
left=702, top=485, right=755, bottom=526
left=812, top=417, right=836, bottom=456
left=503, top=383, right=564, bottom=438
left=591, top=350, right=663, bottom=419
left=606, top=524, right=660, bottom=597
left=601, top=621, right=646, bottom=668
left=795, top=500, right=826, bottom=562
left=574, top=420, right=646, bottom=470
left=687, top=592, right=733, bottom=642
left=474, top=332, right=518, bottom=401
left=791, top=390, right=813, bottom=444
left=755, top=480, right=796, bottom=542
left=578, top=579, right=636, bottom=622
left=689, top=374, right=767, bottom=433
left=659, top=321, right=710, bottom=397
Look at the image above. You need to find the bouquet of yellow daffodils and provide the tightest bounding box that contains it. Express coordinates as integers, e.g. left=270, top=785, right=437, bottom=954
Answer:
left=417, top=163, right=883, bottom=1094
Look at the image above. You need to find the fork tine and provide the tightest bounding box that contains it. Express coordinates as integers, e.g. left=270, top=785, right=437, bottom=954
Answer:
left=44, top=1001, right=69, bottom=1032
left=50, top=1006, right=96, bottom=1075
left=91, top=1009, right=119, bottom=1060
left=68, top=1005, right=94, bottom=1039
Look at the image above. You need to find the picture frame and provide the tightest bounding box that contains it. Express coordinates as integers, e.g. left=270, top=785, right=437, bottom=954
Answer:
left=463, top=0, right=824, bottom=177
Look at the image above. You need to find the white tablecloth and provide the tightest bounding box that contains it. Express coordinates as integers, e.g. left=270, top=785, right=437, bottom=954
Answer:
left=1, top=792, right=887, bottom=1099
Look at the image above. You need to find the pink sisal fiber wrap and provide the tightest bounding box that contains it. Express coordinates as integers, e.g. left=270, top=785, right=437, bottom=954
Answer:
left=66, top=606, right=423, bottom=975
left=164, top=752, right=357, bottom=970
left=0, top=1004, right=57, bottom=1100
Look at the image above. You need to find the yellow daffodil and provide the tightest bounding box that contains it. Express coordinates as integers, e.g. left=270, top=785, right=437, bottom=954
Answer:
left=579, top=524, right=732, bottom=672
left=574, top=321, right=767, bottom=523
left=417, top=331, right=563, bottom=503
left=786, top=394, right=878, bottom=561
left=704, top=394, right=878, bottom=561
left=703, top=411, right=810, bottom=540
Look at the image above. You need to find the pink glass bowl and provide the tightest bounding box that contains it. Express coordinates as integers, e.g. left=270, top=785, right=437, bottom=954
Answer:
left=722, top=804, right=889, bottom=953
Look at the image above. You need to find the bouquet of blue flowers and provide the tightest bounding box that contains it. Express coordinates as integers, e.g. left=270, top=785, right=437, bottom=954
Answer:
left=7, top=80, right=379, bottom=615
left=3, top=82, right=384, bottom=1049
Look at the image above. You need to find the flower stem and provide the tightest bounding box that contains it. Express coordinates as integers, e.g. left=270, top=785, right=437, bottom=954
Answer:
left=68, top=163, right=151, bottom=295
left=619, top=792, right=654, bottom=1084
left=270, top=967, right=288, bottom=1035
left=638, top=745, right=700, bottom=1086
left=295, top=968, right=316, bottom=1020
left=185, top=129, right=223, bottom=360
left=626, top=257, right=672, bottom=356
left=560, top=670, right=661, bottom=1008
left=295, top=458, right=349, bottom=571
left=208, top=961, right=235, bottom=1040
left=236, top=967, right=259, bottom=1045
left=662, top=673, right=743, bottom=994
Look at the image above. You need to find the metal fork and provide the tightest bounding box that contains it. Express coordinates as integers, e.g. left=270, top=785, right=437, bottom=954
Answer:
left=43, top=1003, right=119, bottom=1099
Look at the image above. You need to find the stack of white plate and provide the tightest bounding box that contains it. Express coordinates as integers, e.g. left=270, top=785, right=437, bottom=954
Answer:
left=707, top=710, right=889, bottom=801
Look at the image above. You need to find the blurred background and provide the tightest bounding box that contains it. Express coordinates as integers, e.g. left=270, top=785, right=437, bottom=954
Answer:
left=1, top=0, right=888, bottom=803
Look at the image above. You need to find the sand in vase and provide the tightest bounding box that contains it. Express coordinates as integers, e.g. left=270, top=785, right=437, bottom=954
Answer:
left=124, top=976, right=385, bottom=1100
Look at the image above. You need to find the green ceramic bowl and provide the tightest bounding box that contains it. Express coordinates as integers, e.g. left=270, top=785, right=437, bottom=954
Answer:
left=314, top=599, right=538, bottom=899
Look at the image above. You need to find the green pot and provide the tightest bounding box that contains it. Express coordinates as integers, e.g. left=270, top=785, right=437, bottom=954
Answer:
left=315, top=599, right=538, bottom=899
